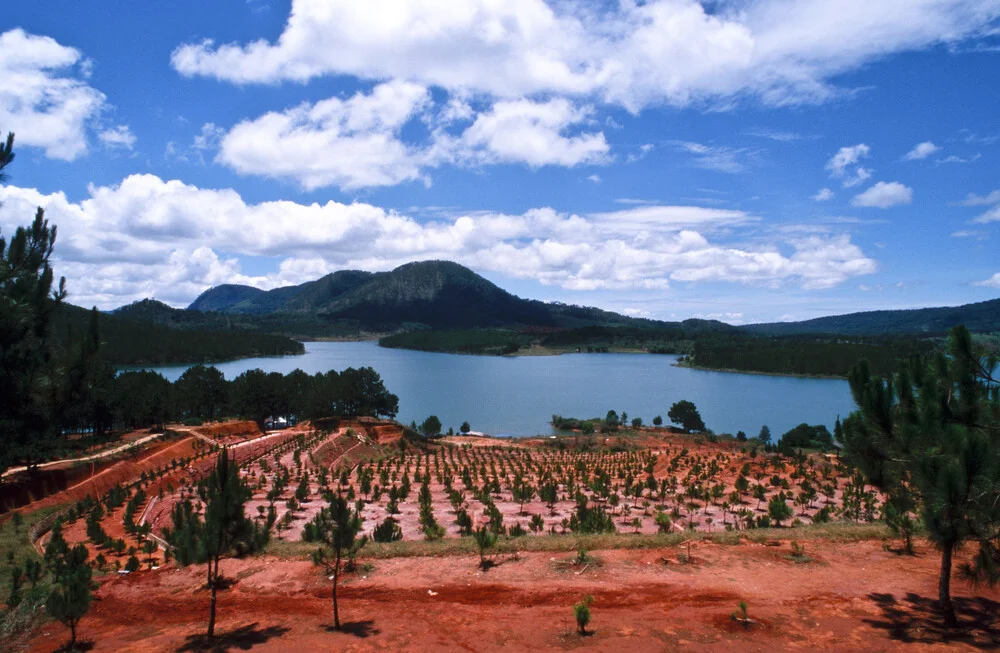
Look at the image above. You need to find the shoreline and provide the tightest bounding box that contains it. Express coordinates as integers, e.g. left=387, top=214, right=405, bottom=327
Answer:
left=672, top=360, right=845, bottom=380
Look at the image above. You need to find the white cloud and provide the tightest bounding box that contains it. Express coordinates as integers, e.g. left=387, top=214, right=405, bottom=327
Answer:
left=0, top=29, right=107, bottom=160
left=825, top=144, right=873, bottom=187
left=955, top=189, right=1000, bottom=206
left=812, top=188, right=834, bottom=201
left=673, top=141, right=753, bottom=173
left=0, top=174, right=877, bottom=307
left=852, top=181, right=914, bottom=208
left=98, top=125, right=136, bottom=150
left=435, top=97, right=609, bottom=168
left=586, top=174, right=601, bottom=184
left=903, top=141, right=939, bottom=160
left=218, top=87, right=609, bottom=189
left=217, top=80, right=432, bottom=190
left=975, top=272, right=1000, bottom=288
left=170, top=0, right=1000, bottom=111
left=973, top=205, right=1000, bottom=224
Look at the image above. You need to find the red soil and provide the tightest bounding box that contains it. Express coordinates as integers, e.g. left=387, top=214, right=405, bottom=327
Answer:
left=22, top=537, right=1000, bottom=652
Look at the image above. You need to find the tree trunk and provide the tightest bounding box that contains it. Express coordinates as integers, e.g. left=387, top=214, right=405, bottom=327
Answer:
left=69, top=619, right=77, bottom=649
left=207, top=558, right=218, bottom=638
left=332, top=547, right=342, bottom=630
left=939, top=541, right=957, bottom=627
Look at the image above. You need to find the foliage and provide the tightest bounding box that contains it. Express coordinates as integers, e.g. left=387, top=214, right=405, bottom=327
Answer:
left=573, top=595, right=593, bottom=635
left=45, top=543, right=91, bottom=650
left=779, top=423, right=835, bottom=451
left=842, top=325, right=1000, bottom=626
left=308, top=494, right=367, bottom=630
left=668, top=400, right=706, bottom=434
left=163, top=451, right=265, bottom=638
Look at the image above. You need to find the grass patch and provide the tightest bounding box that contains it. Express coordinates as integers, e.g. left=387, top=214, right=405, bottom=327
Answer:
left=0, top=505, right=66, bottom=647
left=264, top=521, right=892, bottom=561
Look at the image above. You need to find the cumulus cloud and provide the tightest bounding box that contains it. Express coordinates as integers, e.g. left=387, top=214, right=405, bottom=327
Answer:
left=217, top=85, right=609, bottom=189
left=826, top=144, right=872, bottom=187
left=98, top=125, right=136, bottom=150
left=975, top=272, right=1000, bottom=288
left=170, top=0, right=1000, bottom=111
left=903, top=141, right=939, bottom=160
left=812, top=188, right=834, bottom=201
left=0, top=174, right=877, bottom=307
left=0, top=28, right=107, bottom=160
left=852, top=181, right=914, bottom=208
left=217, top=80, right=432, bottom=190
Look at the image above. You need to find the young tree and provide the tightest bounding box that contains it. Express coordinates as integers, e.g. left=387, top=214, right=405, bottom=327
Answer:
left=309, top=494, right=367, bottom=630
left=758, top=425, right=772, bottom=444
left=573, top=595, right=593, bottom=635
left=767, top=496, right=793, bottom=527
left=420, top=415, right=442, bottom=437
left=164, top=451, right=262, bottom=638
left=46, top=543, right=92, bottom=650
left=842, top=326, right=1000, bottom=626
left=668, top=401, right=706, bottom=433
left=473, top=525, right=497, bottom=569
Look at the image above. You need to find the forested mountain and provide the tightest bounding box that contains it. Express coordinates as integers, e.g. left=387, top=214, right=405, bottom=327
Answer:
left=185, top=260, right=698, bottom=332
left=59, top=303, right=303, bottom=365
left=746, top=298, right=1000, bottom=336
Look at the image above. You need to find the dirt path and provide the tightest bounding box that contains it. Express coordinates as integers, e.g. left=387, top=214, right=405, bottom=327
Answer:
left=20, top=537, right=1000, bottom=652
left=1, top=433, right=165, bottom=479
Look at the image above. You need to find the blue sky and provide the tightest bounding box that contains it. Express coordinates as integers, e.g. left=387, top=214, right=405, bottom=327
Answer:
left=1, top=0, right=999, bottom=323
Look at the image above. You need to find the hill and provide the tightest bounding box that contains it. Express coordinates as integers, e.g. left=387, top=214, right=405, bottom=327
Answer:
left=58, top=303, right=304, bottom=365
left=746, top=298, right=1000, bottom=336
left=185, top=260, right=687, bottom=332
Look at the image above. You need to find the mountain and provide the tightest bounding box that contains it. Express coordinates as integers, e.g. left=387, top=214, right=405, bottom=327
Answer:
left=185, top=260, right=676, bottom=331
left=188, top=284, right=266, bottom=312
left=746, top=298, right=1000, bottom=336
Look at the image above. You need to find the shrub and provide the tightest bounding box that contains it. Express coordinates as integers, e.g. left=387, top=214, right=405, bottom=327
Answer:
left=573, top=595, right=593, bottom=635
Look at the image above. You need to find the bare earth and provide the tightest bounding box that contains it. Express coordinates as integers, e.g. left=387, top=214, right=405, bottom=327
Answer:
left=22, top=536, right=1000, bottom=653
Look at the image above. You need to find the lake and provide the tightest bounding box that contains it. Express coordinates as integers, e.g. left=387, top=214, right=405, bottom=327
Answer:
left=125, top=341, right=857, bottom=439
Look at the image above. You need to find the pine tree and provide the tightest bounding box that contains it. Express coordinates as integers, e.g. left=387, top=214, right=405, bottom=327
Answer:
left=164, top=450, right=263, bottom=638
left=46, top=543, right=92, bottom=650
left=0, top=129, right=68, bottom=473
left=842, top=326, right=1000, bottom=626
left=308, top=494, right=366, bottom=630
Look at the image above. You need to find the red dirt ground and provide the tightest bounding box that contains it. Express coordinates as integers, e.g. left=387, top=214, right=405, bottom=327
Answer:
left=20, top=537, right=1000, bottom=652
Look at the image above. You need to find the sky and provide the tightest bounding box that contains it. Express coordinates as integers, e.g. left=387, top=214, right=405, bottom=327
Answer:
left=1, top=0, right=999, bottom=324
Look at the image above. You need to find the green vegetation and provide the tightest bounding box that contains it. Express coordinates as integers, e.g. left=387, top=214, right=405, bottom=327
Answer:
left=307, top=494, right=366, bottom=631
left=380, top=329, right=530, bottom=355
left=668, top=400, right=706, bottom=433
left=686, top=333, right=938, bottom=378
left=163, top=452, right=268, bottom=638
left=573, top=594, right=593, bottom=635
left=58, top=302, right=304, bottom=366
left=842, top=325, right=1000, bottom=627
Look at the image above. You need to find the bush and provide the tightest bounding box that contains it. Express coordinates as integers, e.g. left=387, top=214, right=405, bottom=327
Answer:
left=574, top=595, right=593, bottom=635
left=373, top=518, right=403, bottom=543
left=182, top=417, right=203, bottom=427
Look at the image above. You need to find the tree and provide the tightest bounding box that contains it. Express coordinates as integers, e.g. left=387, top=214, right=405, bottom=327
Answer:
left=758, top=425, right=772, bottom=444
left=0, top=130, right=68, bottom=473
left=176, top=365, right=228, bottom=421
left=473, top=525, right=497, bottom=569
left=573, top=595, right=593, bottom=635
left=164, top=451, right=263, bottom=638
left=652, top=415, right=663, bottom=426
left=420, top=415, right=442, bottom=437
left=841, top=326, right=1000, bottom=626
left=668, top=400, right=706, bottom=433
left=309, top=494, right=367, bottom=630
left=46, top=543, right=92, bottom=650
left=460, top=420, right=471, bottom=434
left=768, top=496, right=792, bottom=527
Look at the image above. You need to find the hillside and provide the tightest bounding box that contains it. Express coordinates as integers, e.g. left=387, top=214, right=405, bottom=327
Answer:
left=746, top=298, right=1000, bottom=336
left=59, top=303, right=304, bottom=365
left=186, top=260, right=664, bottom=331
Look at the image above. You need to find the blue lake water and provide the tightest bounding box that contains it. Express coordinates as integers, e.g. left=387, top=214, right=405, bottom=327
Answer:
left=125, top=341, right=857, bottom=438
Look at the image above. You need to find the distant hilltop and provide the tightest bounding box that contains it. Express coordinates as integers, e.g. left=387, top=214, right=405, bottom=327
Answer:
left=102, top=259, right=1000, bottom=337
